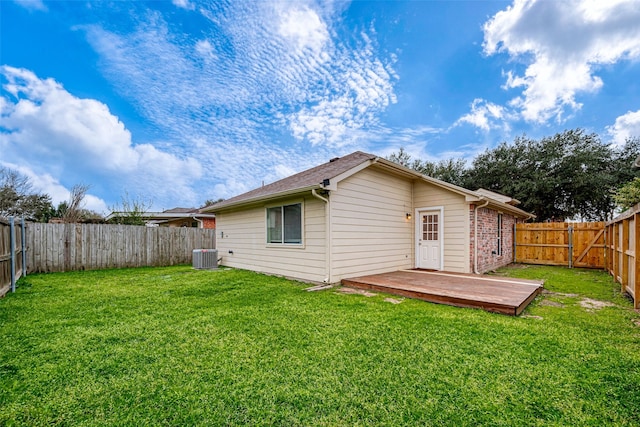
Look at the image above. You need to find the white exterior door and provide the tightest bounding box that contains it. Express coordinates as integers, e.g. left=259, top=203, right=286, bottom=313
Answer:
left=416, top=208, right=443, bottom=270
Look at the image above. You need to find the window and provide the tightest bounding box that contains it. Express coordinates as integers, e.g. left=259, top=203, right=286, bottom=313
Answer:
left=267, top=203, right=302, bottom=244
left=497, top=214, right=503, bottom=256
left=422, top=214, right=439, bottom=241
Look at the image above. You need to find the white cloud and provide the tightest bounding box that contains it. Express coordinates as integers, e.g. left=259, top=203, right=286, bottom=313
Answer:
left=74, top=1, right=397, bottom=200
left=607, top=110, right=640, bottom=146
left=483, top=0, right=640, bottom=123
left=455, top=98, right=512, bottom=131
left=195, top=39, right=216, bottom=60
left=1, top=162, right=109, bottom=214
left=172, top=0, right=194, bottom=11
left=286, top=32, right=398, bottom=147
left=13, top=0, right=47, bottom=12
left=277, top=5, right=329, bottom=55
left=0, top=66, right=202, bottom=209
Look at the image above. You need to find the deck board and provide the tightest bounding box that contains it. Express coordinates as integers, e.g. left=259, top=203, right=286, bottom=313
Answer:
left=341, top=270, right=543, bottom=315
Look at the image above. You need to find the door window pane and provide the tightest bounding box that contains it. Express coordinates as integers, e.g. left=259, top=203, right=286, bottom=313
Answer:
left=422, top=213, right=439, bottom=241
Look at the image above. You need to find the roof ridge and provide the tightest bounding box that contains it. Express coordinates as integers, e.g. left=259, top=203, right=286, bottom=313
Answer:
left=207, top=151, right=376, bottom=209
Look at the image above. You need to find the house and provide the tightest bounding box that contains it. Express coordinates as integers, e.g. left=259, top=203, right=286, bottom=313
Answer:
left=203, top=151, right=534, bottom=284
left=105, top=207, right=216, bottom=228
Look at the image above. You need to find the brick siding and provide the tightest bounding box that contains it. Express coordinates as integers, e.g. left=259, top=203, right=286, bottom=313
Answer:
left=469, top=205, right=519, bottom=273
left=202, top=217, right=216, bottom=229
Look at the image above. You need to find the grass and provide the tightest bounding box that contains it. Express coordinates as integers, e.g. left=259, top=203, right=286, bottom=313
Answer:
left=1, top=264, right=639, bottom=426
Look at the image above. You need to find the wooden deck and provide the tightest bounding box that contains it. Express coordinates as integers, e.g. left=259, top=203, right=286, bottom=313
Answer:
left=341, top=270, right=544, bottom=316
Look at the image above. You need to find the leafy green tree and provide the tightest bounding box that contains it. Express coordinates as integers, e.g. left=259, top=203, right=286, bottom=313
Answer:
left=611, top=137, right=640, bottom=188
left=54, top=201, right=69, bottom=218
left=614, top=178, right=640, bottom=210
left=465, top=129, right=633, bottom=221
left=386, top=148, right=467, bottom=187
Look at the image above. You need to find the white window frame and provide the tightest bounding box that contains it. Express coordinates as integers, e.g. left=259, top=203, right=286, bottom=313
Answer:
left=266, top=200, right=304, bottom=247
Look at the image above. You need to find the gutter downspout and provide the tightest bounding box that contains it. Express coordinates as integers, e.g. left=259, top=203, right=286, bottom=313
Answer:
left=192, top=216, right=204, bottom=228
left=474, top=198, right=489, bottom=275
left=311, top=189, right=331, bottom=283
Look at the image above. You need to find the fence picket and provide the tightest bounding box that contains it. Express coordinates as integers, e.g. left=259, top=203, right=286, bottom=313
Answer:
left=606, top=205, right=639, bottom=309
left=23, top=223, right=216, bottom=273
left=515, top=222, right=605, bottom=268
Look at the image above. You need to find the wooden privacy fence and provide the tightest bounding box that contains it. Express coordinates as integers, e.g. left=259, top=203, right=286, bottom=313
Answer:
left=515, top=222, right=605, bottom=269
left=605, top=204, right=639, bottom=309
left=0, top=217, right=26, bottom=296
left=26, top=223, right=217, bottom=273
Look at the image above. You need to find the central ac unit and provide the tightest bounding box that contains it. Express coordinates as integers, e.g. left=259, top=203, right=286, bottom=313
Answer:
left=193, top=249, right=218, bottom=269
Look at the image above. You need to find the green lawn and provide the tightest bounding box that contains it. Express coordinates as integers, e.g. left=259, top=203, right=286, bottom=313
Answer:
left=1, top=265, right=639, bottom=426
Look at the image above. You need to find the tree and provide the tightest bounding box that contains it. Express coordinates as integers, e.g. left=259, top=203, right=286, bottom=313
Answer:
left=386, top=147, right=413, bottom=168
left=386, top=148, right=467, bottom=187
left=108, top=192, right=153, bottom=225
left=465, top=129, right=626, bottom=221
left=0, top=167, right=54, bottom=221
left=62, top=184, right=90, bottom=223
left=202, top=198, right=225, bottom=208
left=614, top=178, right=640, bottom=210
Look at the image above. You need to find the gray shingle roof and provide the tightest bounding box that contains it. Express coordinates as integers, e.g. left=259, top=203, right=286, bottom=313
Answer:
left=163, top=207, right=198, bottom=213
left=208, top=151, right=376, bottom=210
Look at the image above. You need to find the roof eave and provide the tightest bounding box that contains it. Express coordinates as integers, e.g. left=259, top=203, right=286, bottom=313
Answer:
left=374, top=157, right=535, bottom=219
left=374, top=157, right=481, bottom=199
left=485, top=199, right=536, bottom=220
left=204, top=184, right=322, bottom=212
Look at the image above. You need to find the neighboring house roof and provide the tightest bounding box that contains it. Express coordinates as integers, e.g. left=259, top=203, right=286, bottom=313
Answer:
left=105, top=207, right=216, bottom=222
left=204, top=151, right=534, bottom=219
left=163, top=207, right=200, bottom=214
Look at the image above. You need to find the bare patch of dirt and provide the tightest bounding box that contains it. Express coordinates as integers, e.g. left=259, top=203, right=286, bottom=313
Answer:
left=542, top=290, right=579, bottom=298
left=521, top=314, right=544, bottom=320
left=539, top=299, right=565, bottom=308
left=337, top=287, right=377, bottom=297
left=632, top=319, right=640, bottom=327
left=579, top=298, right=615, bottom=311
left=384, top=297, right=404, bottom=304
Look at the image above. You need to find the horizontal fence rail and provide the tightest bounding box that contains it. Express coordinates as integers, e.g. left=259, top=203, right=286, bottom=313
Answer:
left=514, top=222, right=605, bottom=269
left=605, top=204, right=639, bottom=309
left=26, top=223, right=217, bottom=273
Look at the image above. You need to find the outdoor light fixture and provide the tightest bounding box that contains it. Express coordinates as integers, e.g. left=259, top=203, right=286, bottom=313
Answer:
left=406, top=213, right=412, bottom=220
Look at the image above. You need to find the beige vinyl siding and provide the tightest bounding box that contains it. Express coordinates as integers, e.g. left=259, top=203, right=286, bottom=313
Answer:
left=331, top=167, right=413, bottom=281
left=413, top=181, right=470, bottom=273
left=215, top=195, right=326, bottom=282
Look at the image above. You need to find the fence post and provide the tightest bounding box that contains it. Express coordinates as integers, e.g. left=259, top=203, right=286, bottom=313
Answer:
left=21, top=216, right=27, bottom=277
left=568, top=225, right=573, bottom=268
left=10, top=216, right=16, bottom=293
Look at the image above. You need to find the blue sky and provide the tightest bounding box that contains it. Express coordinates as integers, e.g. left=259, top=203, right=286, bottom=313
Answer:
left=2, top=0, right=640, bottom=214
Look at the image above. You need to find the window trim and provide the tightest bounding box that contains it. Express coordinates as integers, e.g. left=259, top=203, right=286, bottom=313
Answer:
left=265, top=200, right=304, bottom=247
